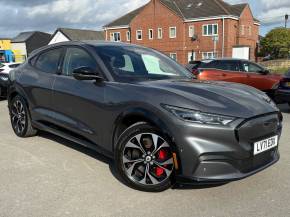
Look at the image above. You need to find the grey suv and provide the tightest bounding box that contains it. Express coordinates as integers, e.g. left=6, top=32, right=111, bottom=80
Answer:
left=8, top=41, right=283, bottom=192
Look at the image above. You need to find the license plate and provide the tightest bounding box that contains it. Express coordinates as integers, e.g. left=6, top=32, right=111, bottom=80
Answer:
left=254, top=135, right=278, bottom=155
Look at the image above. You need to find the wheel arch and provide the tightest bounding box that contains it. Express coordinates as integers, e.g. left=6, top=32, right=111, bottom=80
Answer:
left=112, top=108, right=174, bottom=152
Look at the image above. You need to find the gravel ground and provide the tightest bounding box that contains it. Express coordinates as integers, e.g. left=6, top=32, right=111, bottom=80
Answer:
left=0, top=100, right=289, bottom=217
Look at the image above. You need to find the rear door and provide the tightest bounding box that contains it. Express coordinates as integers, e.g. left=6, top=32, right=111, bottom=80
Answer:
left=22, top=47, right=64, bottom=122
left=52, top=46, right=106, bottom=146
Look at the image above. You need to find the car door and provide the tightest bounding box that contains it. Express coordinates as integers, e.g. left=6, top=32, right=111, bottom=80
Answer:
left=52, top=46, right=106, bottom=147
left=241, top=61, right=270, bottom=91
left=200, top=60, right=247, bottom=84
left=22, top=47, right=64, bottom=122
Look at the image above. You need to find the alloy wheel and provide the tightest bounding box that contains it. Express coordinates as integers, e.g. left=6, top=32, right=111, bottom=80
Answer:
left=122, top=133, right=174, bottom=186
left=11, top=100, right=26, bottom=134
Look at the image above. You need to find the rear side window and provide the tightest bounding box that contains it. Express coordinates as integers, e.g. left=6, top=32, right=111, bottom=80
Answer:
left=35, top=48, right=63, bottom=73
left=62, top=47, right=97, bottom=76
left=203, top=60, right=219, bottom=69
left=217, top=61, right=241, bottom=71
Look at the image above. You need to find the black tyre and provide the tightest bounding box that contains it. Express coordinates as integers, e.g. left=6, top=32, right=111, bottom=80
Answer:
left=9, top=95, right=37, bottom=137
left=115, top=122, right=174, bottom=192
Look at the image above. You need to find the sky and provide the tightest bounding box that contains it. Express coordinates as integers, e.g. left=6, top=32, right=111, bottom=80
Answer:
left=0, top=0, right=289, bottom=38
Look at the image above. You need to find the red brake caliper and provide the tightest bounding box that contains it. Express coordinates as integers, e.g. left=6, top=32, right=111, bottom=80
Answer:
left=155, top=149, right=166, bottom=177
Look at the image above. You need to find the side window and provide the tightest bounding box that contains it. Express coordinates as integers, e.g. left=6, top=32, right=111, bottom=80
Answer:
left=35, top=48, right=63, bottom=73
left=217, top=61, right=240, bottom=71
left=63, top=47, right=97, bottom=76
left=204, top=60, right=219, bottom=69
left=242, top=62, right=263, bottom=73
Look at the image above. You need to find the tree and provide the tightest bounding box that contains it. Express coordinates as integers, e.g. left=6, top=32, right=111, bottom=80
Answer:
left=260, top=28, right=290, bottom=59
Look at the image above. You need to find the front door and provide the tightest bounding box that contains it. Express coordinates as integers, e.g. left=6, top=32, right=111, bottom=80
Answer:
left=52, top=46, right=106, bottom=147
left=241, top=61, right=269, bottom=91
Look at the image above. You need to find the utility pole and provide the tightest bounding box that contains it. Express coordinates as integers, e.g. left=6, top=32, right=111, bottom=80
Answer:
left=286, top=14, right=289, bottom=28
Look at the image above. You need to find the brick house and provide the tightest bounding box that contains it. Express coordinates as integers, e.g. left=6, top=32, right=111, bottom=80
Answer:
left=103, top=0, right=260, bottom=64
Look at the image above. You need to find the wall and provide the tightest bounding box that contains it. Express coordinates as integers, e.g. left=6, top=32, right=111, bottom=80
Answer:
left=0, top=39, right=11, bottom=50
left=11, top=43, right=27, bottom=58
left=236, top=5, right=259, bottom=60
left=130, top=0, right=187, bottom=63
left=105, top=0, right=259, bottom=64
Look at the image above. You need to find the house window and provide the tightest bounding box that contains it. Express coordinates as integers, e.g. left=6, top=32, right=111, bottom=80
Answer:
left=189, top=26, right=195, bottom=37
left=126, top=31, right=131, bottom=41
left=110, top=32, right=121, bottom=42
left=170, top=53, right=177, bottom=61
left=149, top=29, right=153, bottom=40
left=169, top=27, right=177, bottom=38
left=240, top=25, right=245, bottom=35
left=136, top=30, right=142, bottom=40
left=248, top=26, right=252, bottom=36
left=202, top=24, right=218, bottom=36
left=188, top=51, right=196, bottom=62
left=157, top=28, right=163, bottom=39
left=202, top=52, right=216, bottom=59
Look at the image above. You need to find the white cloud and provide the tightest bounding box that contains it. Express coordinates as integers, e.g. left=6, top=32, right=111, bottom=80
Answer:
left=0, top=0, right=148, bottom=37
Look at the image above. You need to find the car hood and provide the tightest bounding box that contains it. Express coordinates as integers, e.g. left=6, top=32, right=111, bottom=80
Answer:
left=137, top=79, right=279, bottom=119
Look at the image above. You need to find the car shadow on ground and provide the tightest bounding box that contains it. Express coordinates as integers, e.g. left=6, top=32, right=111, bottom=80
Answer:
left=37, top=131, right=225, bottom=191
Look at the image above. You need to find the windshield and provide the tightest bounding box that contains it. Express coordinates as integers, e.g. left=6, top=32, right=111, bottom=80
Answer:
left=95, top=46, right=193, bottom=81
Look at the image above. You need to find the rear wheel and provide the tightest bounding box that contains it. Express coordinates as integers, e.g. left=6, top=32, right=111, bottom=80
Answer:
left=9, top=95, right=37, bottom=137
left=115, top=122, right=174, bottom=192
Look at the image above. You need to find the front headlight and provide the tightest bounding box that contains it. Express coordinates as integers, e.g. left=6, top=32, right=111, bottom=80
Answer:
left=163, top=105, right=236, bottom=126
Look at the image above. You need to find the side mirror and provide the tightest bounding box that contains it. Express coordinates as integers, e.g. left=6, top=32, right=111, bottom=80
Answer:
left=262, top=69, right=270, bottom=75
left=72, top=67, right=103, bottom=81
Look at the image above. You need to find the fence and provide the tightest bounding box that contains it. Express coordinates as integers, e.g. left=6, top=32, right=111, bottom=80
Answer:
left=260, top=59, right=290, bottom=70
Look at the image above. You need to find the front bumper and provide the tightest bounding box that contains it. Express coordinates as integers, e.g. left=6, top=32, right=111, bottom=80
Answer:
left=168, top=112, right=282, bottom=184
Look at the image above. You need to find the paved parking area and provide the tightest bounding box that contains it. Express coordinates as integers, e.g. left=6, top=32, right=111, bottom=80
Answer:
left=0, top=100, right=290, bottom=217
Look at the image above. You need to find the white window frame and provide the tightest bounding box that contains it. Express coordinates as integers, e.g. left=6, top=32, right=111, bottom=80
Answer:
left=240, top=25, right=245, bottom=35
left=248, top=26, right=252, bottom=36
left=189, top=25, right=195, bottom=37
left=202, top=24, right=218, bottom=36
left=169, top=27, right=177, bottom=38
left=149, top=29, right=154, bottom=40
left=170, top=53, right=177, bottom=61
left=136, top=30, right=142, bottom=40
left=202, top=51, right=217, bottom=60
left=157, top=28, right=163, bottom=39
left=110, top=32, right=121, bottom=42
left=188, top=51, right=196, bottom=62
left=126, top=31, right=131, bottom=41
left=110, top=33, right=114, bottom=41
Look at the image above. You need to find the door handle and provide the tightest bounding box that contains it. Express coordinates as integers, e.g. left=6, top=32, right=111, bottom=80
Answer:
left=222, top=73, right=226, bottom=76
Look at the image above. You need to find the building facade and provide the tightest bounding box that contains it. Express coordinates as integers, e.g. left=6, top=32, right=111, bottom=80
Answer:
left=11, top=31, right=51, bottom=62
left=104, top=0, right=260, bottom=64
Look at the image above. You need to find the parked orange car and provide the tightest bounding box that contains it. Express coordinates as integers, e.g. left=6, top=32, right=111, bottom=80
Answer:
left=188, top=59, right=282, bottom=97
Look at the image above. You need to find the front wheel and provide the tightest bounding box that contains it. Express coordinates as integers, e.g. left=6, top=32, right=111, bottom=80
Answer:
left=115, top=122, right=175, bottom=192
left=9, top=95, right=37, bottom=137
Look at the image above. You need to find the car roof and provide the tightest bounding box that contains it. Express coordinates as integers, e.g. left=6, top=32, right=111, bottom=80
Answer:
left=203, top=58, right=249, bottom=62
left=29, top=40, right=149, bottom=58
